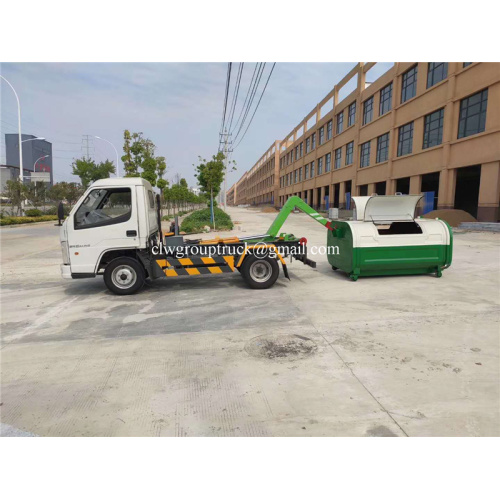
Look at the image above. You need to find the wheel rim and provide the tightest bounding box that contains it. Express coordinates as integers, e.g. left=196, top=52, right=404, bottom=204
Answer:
left=249, top=260, right=272, bottom=283
left=111, top=265, right=137, bottom=289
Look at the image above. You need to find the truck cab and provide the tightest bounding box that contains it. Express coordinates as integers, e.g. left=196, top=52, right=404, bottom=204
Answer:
left=60, top=178, right=158, bottom=292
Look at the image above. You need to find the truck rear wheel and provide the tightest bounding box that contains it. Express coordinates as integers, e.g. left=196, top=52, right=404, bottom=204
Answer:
left=240, top=255, right=279, bottom=289
left=104, top=257, right=145, bottom=295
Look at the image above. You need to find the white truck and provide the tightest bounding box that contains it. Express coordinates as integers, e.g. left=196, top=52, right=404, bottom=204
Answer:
left=60, top=178, right=314, bottom=295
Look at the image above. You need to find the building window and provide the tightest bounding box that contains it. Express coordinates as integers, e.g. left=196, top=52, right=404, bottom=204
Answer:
left=336, top=111, right=344, bottom=134
left=305, top=137, right=310, bottom=154
left=290, top=149, right=294, bottom=162
left=345, top=141, right=354, bottom=165
left=348, top=101, right=356, bottom=127
left=299, top=167, right=302, bottom=181
left=363, top=96, right=374, bottom=125
left=318, top=157, right=323, bottom=175
left=379, top=83, right=392, bottom=116
left=299, top=142, right=303, bottom=157
left=376, top=133, right=389, bottom=163
left=311, top=132, right=316, bottom=150
left=397, top=122, right=414, bottom=156
left=305, top=164, right=309, bottom=179
left=294, top=170, right=298, bottom=183
left=325, top=153, right=331, bottom=172
left=423, top=108, right=444, bottom=149
left=310, top=161, right=315, bottom=177
left=295, top=145, right=299, bottom=159
left=463, top=62, right=472, bottom=68
left=327, top=120, right=333, bottom=140
left=319, top=126, right=325, bottom=145
left=427, top=63, right=448, bottom=88
left=401, top=65, right=418, bottom=103
left=334, top=148, right=342, bottom=169
left=458, top=89, right=488, bottom=139
left=360, top=141, right=371, bottom=168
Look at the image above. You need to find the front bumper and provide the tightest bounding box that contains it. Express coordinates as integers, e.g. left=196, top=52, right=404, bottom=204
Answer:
left=60, top=264, right=72, bottom=279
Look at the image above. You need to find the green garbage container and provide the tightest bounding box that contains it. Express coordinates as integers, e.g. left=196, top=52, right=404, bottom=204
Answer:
left=327, top=195, right=453, bottom=281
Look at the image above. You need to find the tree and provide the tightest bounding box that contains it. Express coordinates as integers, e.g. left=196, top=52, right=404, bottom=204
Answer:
left=24, top=182, right=48, bottom=209
left=2, top=179, right=25, bottom=215
left=72, top=158, right=115, bottom=189
left=194, top=152, right=235, bottom=224
left=49, top=182, right=83, bottom=208
left=121, top=130, right=167, bottom=188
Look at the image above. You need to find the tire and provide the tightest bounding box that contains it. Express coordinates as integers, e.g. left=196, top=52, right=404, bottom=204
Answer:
left=240, top=255, right=279, bottom=289
left=104, top=257, right=146, bottom=295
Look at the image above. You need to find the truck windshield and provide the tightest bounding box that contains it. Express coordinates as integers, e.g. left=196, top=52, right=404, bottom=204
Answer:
left=75, top=188, right=132, bottom=229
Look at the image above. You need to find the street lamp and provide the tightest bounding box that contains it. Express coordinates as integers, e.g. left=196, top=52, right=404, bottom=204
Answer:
left=33, top=154, right=50, bottom=174
left=21, top=137, right=46, bottom=143
left=0, top=75, right=23, bottom=182
left=95, top=136, right=120, bottom=176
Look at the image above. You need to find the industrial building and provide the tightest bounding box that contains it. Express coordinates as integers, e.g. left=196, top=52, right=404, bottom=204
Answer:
left=229, top=62, right=500, bottom=222
left=4, top=134, right=53, bottom=187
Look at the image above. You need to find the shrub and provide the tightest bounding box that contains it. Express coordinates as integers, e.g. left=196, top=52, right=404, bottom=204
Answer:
left=161, top=215, right=170, bottom=221
left=44, top=205, right=71, bottom=216
left=180, top=207, right=233, bottom=233
left=0, top=215, right=58, bottom=226
left=25, top=208, right=43, bottom=217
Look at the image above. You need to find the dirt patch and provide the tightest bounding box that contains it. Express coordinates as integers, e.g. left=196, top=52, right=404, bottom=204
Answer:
left=245, top=333, right=317, bottom=360
left=422, top=209, right=476, bottom=227
left=260, top=207, right=279, bottom=213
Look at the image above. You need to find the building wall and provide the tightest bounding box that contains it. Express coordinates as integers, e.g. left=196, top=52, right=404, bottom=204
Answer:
left=5, top=134, right=53, bottom=186
left=243, top=140, right=281, bottom=206
left=276, top=62, right=500, bottom=221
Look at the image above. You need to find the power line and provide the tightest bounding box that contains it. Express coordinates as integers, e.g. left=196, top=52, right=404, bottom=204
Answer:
left=233, top=63, right=265, bottom=142
left=230, top=63, right=259, bottom=135
left=227, top=63, right=244, bottom=134
left=233, top=63, right=276, bottom=150
left=218, top=62, right=232, bottom=141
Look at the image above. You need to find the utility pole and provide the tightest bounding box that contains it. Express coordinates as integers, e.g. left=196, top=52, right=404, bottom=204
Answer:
left=82, top=135, right=94, bottom=160
left=219, top=128, right=232, bottom=211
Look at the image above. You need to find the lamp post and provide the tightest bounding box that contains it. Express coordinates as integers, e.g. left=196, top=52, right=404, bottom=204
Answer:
left=0, top=75, right=23, bottom=182
left=34, top=154, right=50, bottom=173
left=95, top=136, right=120, bottom=176
left=22, top=137, right=45, bottom=144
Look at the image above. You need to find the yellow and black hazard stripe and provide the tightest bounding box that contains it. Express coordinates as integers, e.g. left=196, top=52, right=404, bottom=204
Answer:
left=155, top=256, right=235, bottom=277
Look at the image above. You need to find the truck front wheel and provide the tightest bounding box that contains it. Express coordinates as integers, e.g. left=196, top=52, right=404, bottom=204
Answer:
left=104, top=257, right=145, bottom=295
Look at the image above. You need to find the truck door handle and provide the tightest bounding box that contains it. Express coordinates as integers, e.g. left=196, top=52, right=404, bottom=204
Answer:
left=126, top=230, right=137, bottom=237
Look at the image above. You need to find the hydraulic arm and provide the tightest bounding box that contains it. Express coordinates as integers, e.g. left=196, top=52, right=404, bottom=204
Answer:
left=267, top=196, right=330, bottom=238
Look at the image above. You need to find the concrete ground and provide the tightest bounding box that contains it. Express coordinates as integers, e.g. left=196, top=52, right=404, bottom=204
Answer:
left=1, top=208, right=499, bottom=437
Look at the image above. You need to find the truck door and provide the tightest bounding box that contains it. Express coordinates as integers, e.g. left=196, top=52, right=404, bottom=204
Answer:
left=68, top=186, right=139, bottom=275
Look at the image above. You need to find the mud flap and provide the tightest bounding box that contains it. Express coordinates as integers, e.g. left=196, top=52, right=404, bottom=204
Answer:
left=282, top=262, right=290, bottom=280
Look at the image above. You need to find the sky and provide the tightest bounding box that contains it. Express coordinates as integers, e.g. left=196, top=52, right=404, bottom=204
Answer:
left=0, top=62, right=393, bottom=190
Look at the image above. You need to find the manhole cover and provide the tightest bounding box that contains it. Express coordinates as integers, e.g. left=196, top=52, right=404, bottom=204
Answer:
left=245, top=333, right=317, bottom=360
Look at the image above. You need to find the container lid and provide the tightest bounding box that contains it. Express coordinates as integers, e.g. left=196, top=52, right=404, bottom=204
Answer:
left=363, top=195, right=423, bottom=222
left=351, top=196, right=371, bottom=221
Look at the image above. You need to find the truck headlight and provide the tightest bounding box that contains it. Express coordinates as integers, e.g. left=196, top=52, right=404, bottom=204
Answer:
left=61, top=242, right=70, bottom=264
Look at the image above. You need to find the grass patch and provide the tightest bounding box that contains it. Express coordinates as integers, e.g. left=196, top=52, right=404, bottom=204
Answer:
left=180, top=207, right=233, bottom=233
left=0, top=215, right=58, bottom=226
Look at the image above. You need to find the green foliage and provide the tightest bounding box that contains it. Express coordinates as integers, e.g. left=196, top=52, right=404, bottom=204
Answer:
left=71, top=158, right=115, bottom=188
left=44, top=205, right=71, bottom=216
left=24, top=182, right=48, bottom=209
left=0, top=215, right=58, bottom=226
left=2, top=179, right=24, bottom=215
left=24, top=208, right=43, bottom=217
left=180, top=207, right=233, bottom=233
left=121, top=130, right=167, bottom=187
left=48, top=182, right=83, bottom=207
left=194, top=152, right=226, bottom=199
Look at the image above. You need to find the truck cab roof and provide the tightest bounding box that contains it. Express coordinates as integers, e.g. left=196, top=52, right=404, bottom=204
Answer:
left=90, top=177, right=153, bottom=189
